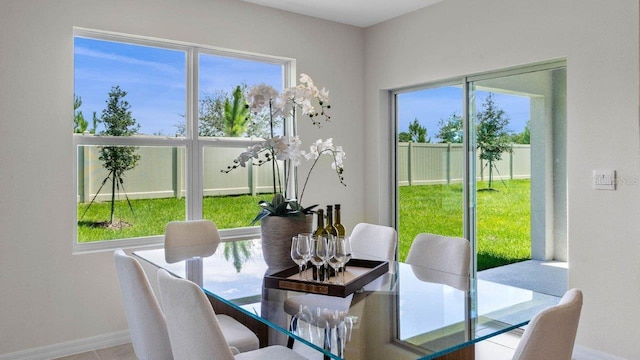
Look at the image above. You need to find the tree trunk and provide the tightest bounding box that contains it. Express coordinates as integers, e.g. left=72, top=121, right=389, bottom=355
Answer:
left=110, top=171, right=116, bottom=224
left=488, top=161, right=494, bottom=189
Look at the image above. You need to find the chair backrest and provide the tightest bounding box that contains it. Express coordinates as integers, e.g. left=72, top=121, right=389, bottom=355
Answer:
left=164, top=220, right=220, bottom=263
left=512, top=288, right=583, bottom=360
left=113, top=249, right=173, bottom=360
left=157, top=269, right=235, bottom=360
left=349, top=222, right=398, bottom=261
left=406, top=233, right=470, bottom=277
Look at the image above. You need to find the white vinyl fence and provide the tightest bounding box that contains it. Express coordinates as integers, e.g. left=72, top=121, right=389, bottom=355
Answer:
left=77, top=145, right=280, bottom=203
left=397, top=143, right=531, bottom=186
left=77, top=143, right=531, bottom=202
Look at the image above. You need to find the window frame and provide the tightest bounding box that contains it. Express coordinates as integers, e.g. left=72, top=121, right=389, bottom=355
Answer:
left=390, top=60, right=567, bottom=275
left=73, top=28, right=295, bottom=253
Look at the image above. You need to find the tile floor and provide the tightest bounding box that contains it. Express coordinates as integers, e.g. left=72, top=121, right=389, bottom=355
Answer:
left=52, top=343, right=137, bottom=360
left=53, top=334, right=523, bottom=360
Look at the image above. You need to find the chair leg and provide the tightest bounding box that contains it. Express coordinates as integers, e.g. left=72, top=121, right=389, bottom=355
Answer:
left=287, top=317, right=297, bottom=349
left=324, top=326, right=332, bottom=360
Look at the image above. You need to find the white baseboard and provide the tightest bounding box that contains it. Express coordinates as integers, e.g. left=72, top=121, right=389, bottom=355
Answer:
left=0, top=331, right=131, bottom=360
left=573, top=345, right=627, bottom=360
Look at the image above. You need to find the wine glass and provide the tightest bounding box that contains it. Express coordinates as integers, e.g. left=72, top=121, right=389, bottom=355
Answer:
left=312, top=307, right=330, bottom=350
left=341, top=236, right=352, bottom=284
left=310, top=235, right=328, bottom=283
left=297, top=233, right=312, bottom=279
left=290, top=305, right=313, bottom=343
left=328, top=238, right=346, bottom=284
left=290, top=236, right=307, bottom=280
left=336, top=317, right=347, bottom=357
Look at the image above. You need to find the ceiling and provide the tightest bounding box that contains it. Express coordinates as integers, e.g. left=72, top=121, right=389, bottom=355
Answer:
left=239, top=0, right=444, bottom=28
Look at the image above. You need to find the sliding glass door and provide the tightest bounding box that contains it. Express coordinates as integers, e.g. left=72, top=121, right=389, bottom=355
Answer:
left=395, top=63, right=567, bottom=290
left=396, top=84, right=465, bottom=261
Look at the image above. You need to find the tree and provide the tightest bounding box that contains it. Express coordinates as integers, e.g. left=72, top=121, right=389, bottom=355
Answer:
left=74, top=95, right=88, bottom=133
left=398, top=131, right=412, bottom=142
left=399, top=118, right=430, bottom=143
left=177, top=84, right=276, bottom=138
left=223, top=85, right=250, bottom=136
left=476, top=93, right=512, bottom=190
left=436, top=112, right=463, bottom=143
left=224, top=241, right=252, bottom=272
left=245, top=109, right=280, bottom=139
left=84, top=86, right=141, bottom=225
left=409, top=118, right=430, bottom=142
left=74, top=95, right=100, bottom=134
left=511, top=120, right=530, bottom=144
left=195, top=90, right=227, bottom=137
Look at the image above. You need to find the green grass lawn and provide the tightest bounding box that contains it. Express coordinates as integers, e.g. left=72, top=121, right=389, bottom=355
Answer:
left=77, top=195, right=264, bottom=242
left=79, top=180, right=531, bottom=270
left=399, top=179, right=531, bottom=270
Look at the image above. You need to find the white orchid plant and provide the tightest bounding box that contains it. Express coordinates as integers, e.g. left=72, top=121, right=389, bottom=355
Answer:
left=222, top=74, right=346, bottom=224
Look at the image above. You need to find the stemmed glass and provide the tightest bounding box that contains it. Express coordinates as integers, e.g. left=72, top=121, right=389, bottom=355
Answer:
left=340, top=236, right=352, bottom=284
left=298, top=233, right=312, bottom=279
left=290, top=305, right=313, bottom=343
left=313, top=307, right=331, bottom=350
left=335, top=310, right=354, bottom=357
left=328, top=238, right=347, bottom=284
left=290, top=236, right=310, bottom=280
left=310, top=235, right=328, bottom=283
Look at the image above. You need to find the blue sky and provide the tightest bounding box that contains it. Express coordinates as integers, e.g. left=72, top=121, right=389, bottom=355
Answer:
left=75, top=37, right=528, bottom=138
left=74, top=37, right=281, bottom=135
left=397, top=86, right=530, bottom=142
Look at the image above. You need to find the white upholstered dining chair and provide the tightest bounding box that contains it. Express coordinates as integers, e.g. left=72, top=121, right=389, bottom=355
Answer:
left=164, top=219, right=220, bottom=263
left=114, top=249, right=173, bottom=360
left=157, top=269, right=308, bottom=360
left=511, top=288, right=583, bottom=360
left=164, top=219, right=221, bottom=287
left=114, top=249, right=260, bottom=357
left=406, top=233, right=470, bottom=276
left=349, top=222, right=398, bottom=261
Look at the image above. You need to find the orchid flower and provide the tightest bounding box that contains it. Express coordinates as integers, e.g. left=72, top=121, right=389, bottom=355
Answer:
left=222, top=74, right=345, bottom=222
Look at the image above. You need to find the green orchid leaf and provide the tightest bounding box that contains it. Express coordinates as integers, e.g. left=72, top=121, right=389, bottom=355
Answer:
left=271, top=193, right=285, bottom=208
left=250, top=209, right=271, bottom=225
left=257, top=200, right=276, bottom=214
left=302, top=204, right=318, bottom=214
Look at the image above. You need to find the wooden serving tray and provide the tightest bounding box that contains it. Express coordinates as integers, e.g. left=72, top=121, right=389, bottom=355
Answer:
left=264, top=259, right=389, bottom=297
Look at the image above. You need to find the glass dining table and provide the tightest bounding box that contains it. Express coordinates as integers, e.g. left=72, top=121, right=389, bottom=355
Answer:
left=133, top=239, right=559, bottom=360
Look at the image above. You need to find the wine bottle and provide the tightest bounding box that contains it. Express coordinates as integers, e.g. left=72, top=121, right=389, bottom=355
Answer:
left=334, top=204, right=346, bottom=237
left=324, top=205, right=338, bottom=238
left=314, top=209, right=328, bottom=237
left=312, top=209, right=328, bottom=281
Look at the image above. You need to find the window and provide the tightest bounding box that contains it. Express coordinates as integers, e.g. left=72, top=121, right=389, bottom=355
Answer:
left=73, top=29, right=292, bottom=251
left=393, top=62, right=567, bottom=282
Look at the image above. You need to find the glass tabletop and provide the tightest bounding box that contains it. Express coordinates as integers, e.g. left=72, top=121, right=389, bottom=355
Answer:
left=134, top=239, right=559, bottom=360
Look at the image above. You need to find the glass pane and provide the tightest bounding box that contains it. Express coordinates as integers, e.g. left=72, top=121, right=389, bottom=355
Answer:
left=74, top=37, right=186, bottom=136
left=198, top=54, right=283, bottom=138
left=202, top=143, right=284, bottom=229
left=470, top=67, right=567, bottom=273
left=199, top=55, right=285, bottom=224
left=77, top=145, right=186, bottom=242
left=396, top=85, right=464, bottom=261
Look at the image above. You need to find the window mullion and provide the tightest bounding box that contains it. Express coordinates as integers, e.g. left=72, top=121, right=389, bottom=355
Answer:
left=187, top=48, right=203, bottom=220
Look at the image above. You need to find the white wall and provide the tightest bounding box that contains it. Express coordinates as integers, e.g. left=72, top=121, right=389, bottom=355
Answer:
left=2, top=0, right=639, bottom=358
left=0, top=0, right=364, bottom=355
left=363, top=0, right=640, bottom=358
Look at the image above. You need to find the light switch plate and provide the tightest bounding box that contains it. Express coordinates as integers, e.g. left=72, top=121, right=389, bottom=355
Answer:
left=593, top=169, right=616, bottom=190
